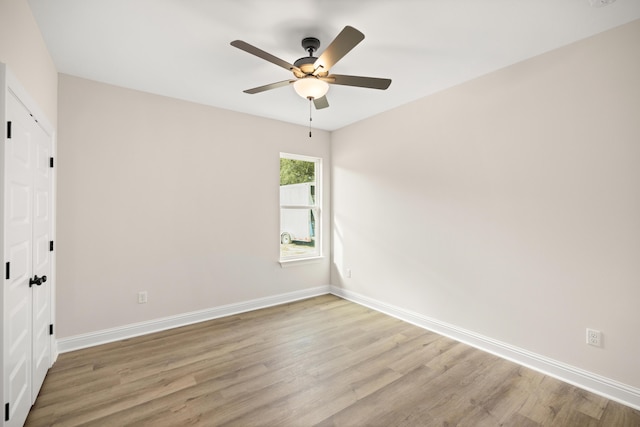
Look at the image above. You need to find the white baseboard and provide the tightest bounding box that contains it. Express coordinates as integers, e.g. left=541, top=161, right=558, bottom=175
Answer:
left=330, top=286, right=640, bottom=411
left=57, top=285, right=331, bottom=353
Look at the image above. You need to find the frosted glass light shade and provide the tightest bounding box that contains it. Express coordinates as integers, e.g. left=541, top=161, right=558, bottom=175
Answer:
left=293, top=77, right=329, bottom=99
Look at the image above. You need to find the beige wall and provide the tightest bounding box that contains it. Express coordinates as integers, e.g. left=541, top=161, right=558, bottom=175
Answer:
left=332, top=19, right=640, bottom=389
left=0, top=0, right=57, bottom=123
left=57, top=74, right=331, bottom=337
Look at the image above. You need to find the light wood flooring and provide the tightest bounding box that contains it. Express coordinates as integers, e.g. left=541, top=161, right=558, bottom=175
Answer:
left=26, top=295, right=640, bottom=426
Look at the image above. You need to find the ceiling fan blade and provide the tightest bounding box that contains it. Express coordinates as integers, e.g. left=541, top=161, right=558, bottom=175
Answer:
left=313, top=26, right=364, bottom=73
left=243, top=80, right=294, bottom=94
left=231, top=40, right=301, bottom=74
left=313, top=96, right=329, bottom=110
left=323, top=74, right=392, bottom=90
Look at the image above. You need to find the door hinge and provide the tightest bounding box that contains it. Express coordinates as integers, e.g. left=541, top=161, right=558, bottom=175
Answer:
left=50, top=240, right=54, bottom=252
left=5, top=262, right=9, bottom=280
left=6, top=121, right=11, bottom=139
left=4, top=402, right=8, bottom=422
left=50, top=157, right=54, bottom=168
left=49, top=324, right=54, bottom=336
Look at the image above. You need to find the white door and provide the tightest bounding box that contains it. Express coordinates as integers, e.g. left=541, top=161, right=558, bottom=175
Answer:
left=3, top=90, right=52, bottom=427
left=30, top=110, right=52, bottom=403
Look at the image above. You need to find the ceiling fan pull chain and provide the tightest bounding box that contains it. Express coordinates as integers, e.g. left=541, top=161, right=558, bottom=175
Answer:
left=308, top=97, right=313, bottom=138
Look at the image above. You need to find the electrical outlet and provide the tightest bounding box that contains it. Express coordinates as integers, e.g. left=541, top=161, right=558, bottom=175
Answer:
left=346, top=268, right=352, bottom=278
left=586, top=328, right=601, bottom=347
left=138, top=291, right=148, bottom=304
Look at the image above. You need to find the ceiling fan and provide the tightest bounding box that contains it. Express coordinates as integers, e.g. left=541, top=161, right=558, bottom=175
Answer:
left=230, top=26, right=392, bottom=110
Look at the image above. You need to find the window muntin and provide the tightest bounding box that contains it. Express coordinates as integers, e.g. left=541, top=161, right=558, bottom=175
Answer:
left=280, top=153, right=321, bottom=260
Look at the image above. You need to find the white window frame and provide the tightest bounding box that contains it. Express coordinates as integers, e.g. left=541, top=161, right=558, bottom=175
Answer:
left=279, top=153, right=322, bottom=264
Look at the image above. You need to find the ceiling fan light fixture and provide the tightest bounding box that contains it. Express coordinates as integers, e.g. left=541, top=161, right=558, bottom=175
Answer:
left=293, top=77, right=329, bottom=100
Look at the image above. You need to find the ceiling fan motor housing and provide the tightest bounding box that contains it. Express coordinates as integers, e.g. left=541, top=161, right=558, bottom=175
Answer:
left=294, top=56, right=317, bottom=75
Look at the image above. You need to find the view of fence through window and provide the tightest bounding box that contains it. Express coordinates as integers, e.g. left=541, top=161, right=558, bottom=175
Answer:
left=280, top=154, right=321, bottom=260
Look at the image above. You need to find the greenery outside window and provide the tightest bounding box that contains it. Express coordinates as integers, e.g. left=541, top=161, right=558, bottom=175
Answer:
left=280, top=153, right=321, bottom=261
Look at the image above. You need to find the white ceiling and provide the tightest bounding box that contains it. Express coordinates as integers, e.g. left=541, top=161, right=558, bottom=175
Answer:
left=28, top=0, right=640, bottom=131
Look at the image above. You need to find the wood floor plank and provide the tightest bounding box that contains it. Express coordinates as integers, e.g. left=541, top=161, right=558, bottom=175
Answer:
left=25, top=295, right=640, bottom=426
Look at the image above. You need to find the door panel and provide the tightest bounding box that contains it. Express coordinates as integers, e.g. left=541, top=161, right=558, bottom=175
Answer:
left=4, top=91, right=35, bottom=427
left=8, top=184, right=30, bottom=223
left=30, top=119, right=52, bottom=402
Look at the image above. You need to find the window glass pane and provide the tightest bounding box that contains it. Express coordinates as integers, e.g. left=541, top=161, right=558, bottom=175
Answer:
left=280, top=208, right=319, bottom=258
left=280, top=158, right=315, bottom=187
left=279, top=153, right=320, bottom=260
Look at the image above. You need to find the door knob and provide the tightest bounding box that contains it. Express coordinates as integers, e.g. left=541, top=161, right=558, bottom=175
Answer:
left=29, top=275, right=45, bottom=287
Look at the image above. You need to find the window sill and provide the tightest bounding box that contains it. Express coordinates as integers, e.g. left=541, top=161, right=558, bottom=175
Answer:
left=279, top=256, right=325, bottom=268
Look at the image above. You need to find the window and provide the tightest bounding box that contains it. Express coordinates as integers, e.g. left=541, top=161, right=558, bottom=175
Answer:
left=280, top=153, right=322, bottom=261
